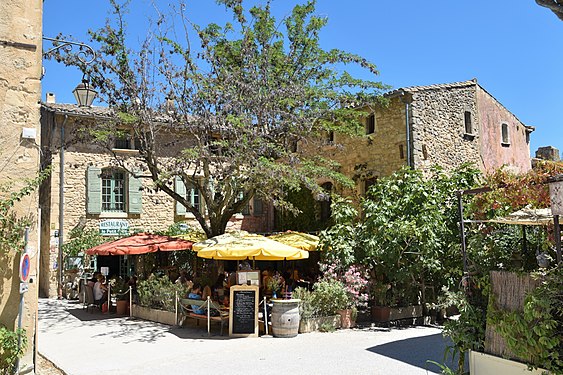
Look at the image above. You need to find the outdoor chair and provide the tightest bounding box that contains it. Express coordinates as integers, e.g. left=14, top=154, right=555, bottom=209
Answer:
left=83, top=284, right=100, bottom=313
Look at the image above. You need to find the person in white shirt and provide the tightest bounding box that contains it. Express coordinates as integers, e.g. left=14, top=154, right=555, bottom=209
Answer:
left=93, top=274, right=108, bottom=303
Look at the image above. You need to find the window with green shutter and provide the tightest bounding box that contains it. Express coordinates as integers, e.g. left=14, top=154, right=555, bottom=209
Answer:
left=253, top=197, right=264, bottom=216
left=101, top=169, right=126, bottom=212
left=175, top=177, right=202, bottom=214
left=86, top=166, right=102, bottom=214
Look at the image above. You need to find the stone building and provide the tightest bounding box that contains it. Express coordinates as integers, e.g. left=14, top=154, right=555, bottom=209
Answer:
left=322, top=79, right=534, bottom=197
left=0, top=0, right=43, bottom=372
left=39, top=102, right=273, bottom=297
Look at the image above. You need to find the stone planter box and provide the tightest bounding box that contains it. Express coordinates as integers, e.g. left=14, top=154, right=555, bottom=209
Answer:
left=298, top=315, right=341, bottom=333
left=131, top=304, right=177, bottom=326
left=469, top=351, right=548, bottom=375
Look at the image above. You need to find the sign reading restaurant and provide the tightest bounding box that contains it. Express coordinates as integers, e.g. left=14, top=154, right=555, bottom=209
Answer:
left=99, top=219, right=129, bottom=236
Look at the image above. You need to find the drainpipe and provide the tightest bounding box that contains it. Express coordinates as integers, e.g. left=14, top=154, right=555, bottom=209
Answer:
left=400, top=91, right=414, bottom=168
left=57, top=114, right=68, bottom=299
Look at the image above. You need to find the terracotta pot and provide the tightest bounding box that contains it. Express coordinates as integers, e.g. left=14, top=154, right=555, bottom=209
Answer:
left=116, top=300, right=128, bottom=315
left=371, top=306, right=391, bottom=322
left=337, top=309, right=356, bottom=328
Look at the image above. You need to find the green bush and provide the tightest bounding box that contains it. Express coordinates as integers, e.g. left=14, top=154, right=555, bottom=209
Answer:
left=310, top=280, right=349, bottom=316
left=137, top=275, right=189, bottom=312
left=292, top=287, right=318, bottom=319
left=0, top=326, right=26, bottom=375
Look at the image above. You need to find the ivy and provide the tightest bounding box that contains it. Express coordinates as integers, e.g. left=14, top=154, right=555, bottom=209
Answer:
left=0, top=326, right=27, bottom=374
left=487, top=266, right=563, bottom=372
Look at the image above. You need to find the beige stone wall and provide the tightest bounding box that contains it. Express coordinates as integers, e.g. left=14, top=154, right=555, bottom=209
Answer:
left=410, top=85, right=483, bottom=174
left=321, top=97, right=408, bottom=197
left=40, top=112, right=271, bottom=296
left=0, top=0, right=42, bottom=371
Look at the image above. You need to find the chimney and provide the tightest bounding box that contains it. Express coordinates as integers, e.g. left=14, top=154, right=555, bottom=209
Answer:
left=535, top=146, right=560, bottom=161
left=46, top=92, right=56, bottom=104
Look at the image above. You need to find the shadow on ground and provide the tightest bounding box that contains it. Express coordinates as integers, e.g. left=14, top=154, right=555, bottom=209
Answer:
left=367, top=333, right=465, bottom=373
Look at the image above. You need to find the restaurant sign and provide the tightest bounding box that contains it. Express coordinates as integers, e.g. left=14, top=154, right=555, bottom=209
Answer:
left=99, top=219, right=129, bottom=236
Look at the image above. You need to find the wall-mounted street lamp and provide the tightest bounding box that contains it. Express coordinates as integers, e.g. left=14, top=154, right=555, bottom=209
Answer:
left=548, top=174, right=563, bottom=263
left=72, top=76, right=98, bottom=107
left=43, top=36, right=98, bottom=107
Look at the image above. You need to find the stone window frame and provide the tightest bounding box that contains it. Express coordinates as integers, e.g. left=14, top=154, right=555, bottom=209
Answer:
left=365, top=113, right=376, bottom=135
left=501, top=122, right=510, bottom=146
left=463, top=111, right=475, bottom=140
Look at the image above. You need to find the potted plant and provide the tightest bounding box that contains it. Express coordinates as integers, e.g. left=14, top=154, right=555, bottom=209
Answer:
left=370, top=280, right=392, bottom=322
left=110, top=276, right=129, bottom=315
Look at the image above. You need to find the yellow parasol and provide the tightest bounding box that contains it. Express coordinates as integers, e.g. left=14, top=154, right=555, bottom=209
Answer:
left=193, top=231, right=309, bottom=261
left=268, top=231, right=320, bottom=251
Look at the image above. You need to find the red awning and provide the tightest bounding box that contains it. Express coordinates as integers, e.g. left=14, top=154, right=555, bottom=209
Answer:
left=85, top=232, right=194, bottom=256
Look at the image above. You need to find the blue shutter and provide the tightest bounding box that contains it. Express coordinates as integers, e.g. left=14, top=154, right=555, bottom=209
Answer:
left=128, top=172, right=142, bottom=214
left=86, top=166, right=102, bottom=214
left=175, top=176, right=187, bottom=215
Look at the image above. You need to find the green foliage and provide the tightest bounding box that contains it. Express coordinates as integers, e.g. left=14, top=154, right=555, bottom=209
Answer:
left=274, top=186, right=324, bottom=232
left=62, top=227, right=106, bottom=258
left=487, top=266, right=563, bottom=372
left=0, top=167, right=51, bottom=254
left=292, top=287, right=318, bottom=319
left=137, top=274, right=189, bottom=312
left=310, top=280, right=349, bottom=316
left=442, top=290, right=486, bottom=373
left=425, top=360, right=459, bottom=375
left=48, top=0, right=387, bottom=238
left=0, top=326, right=27, bottom=374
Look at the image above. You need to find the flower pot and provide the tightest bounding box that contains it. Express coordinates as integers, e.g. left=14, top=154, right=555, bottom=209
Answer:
left=116, top=300, right=128, bottom=315
left=371, top=306, right=391, bottom=322
left=337, top=309, right=356, bottom=328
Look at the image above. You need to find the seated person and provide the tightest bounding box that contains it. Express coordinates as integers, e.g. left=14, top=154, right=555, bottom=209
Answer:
left=221, top=295, right=230, bottom=308
left=188, top=283, right=206, bottom=315
left=93, top=274, right=108, bottom=304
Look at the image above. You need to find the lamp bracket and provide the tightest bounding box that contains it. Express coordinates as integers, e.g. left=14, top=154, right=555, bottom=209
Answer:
left=42, top=36, right=96, bottom=65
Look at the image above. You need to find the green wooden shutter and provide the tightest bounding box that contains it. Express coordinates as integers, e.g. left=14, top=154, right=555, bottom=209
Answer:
left=128, top=172, right=142, bottom=214
left=253, top=197, right=263, bottom=216
left=175, top=176, right=187, bottom=215
left=86, top=166, right=102, bottom=214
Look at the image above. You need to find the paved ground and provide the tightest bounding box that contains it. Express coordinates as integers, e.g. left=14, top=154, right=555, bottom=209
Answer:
left=38, top=298, right=459, bottom=375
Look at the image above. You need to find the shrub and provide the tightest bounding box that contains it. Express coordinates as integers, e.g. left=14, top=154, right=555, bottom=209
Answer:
left=0, top=326, right=26, bottom=374
left=311, top=280, right=349, bottom=316
left=292, top=287, right=318, bottom=319
left=137, top=275, right=189, bottom=311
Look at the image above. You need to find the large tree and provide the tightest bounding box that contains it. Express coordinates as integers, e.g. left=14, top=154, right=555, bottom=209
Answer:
left=536, top=0, right=563, bottom=20
left=51, top=0, right=386, bottom=237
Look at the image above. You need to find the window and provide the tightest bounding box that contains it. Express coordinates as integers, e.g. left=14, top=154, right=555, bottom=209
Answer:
left=102, top=169, right=126, bottom=212
left=86, top=166, right=142, bottom=215
left=114, top=130, right=141, bottom=150
left=326, top=130, right=334, bottom=144
left=366, top=114, right=376, bottom=135
left=175, top=177, right=202, bottom=215
left=253, top=197, right=264, bottom=216
left=399, top=144, right=404, bottom=159
left=464, top=111, right=473, bottom=134
left=501, top=123, right=510, bottom=145
left=364, top=177, right=378, bottom=196
left=422, top=144, right=428, bottom=160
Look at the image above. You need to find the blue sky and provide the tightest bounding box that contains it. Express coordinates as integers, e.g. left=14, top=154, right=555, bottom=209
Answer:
left=42, top=0, right=563, bottom=156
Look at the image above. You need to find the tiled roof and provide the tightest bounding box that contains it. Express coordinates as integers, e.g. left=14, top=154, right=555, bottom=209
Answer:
left=386, top=79, right=478, bottom=97
left=41, top=102, right=114, bottom=118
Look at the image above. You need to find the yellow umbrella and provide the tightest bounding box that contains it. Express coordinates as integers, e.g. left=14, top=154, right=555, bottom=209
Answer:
left=268, top=231, right=320, bottom=251
left=193, top=231, right=309, bottom=261
left=174, top=231, right=208, bottom=243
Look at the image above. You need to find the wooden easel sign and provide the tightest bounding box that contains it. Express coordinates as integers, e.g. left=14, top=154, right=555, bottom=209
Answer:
left=229, top=285, right=259, bottom=337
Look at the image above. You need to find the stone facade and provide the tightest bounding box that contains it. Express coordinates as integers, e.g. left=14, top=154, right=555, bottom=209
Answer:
left=324, top=79, right=533, bottom=198
left=39, top=105, right=273, bottom=297
left=0, top=0, right=43, bottom=371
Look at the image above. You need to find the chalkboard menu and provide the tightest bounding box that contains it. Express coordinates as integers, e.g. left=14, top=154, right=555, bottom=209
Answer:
left=229, top=285, right=259, bottom=337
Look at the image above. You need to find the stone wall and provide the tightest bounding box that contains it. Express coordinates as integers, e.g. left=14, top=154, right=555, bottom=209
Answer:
left=0, top=0, right=43, bottom=371
left=410, top=85, right=483, bottom=173
left=321, top=97, right=408, bottom=197
left=476, top=86, right=531, bottom=174
left=40, top=111, right=271, bottom=296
